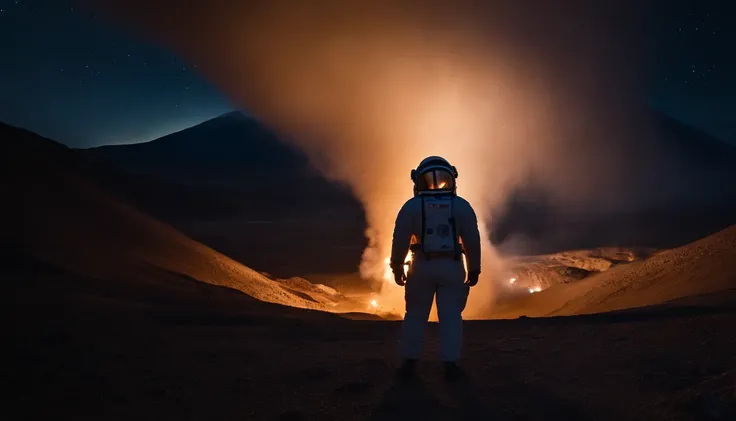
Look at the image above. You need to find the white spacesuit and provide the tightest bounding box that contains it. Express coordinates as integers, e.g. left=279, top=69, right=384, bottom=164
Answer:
left=390, top=156, right=481, bottom=379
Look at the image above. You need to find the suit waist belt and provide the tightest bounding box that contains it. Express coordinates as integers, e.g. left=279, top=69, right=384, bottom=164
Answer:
left=409, top=244, right=462, bottom=260
left=424, top=252, right=458, bottom=260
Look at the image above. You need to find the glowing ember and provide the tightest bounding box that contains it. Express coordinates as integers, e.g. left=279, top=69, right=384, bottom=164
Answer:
left=528, top=288, right=535, bottom=294
left=509, top=277, right=517, bottom=284
left=534, top=286, right=542, bottom=292
left=383, top=252, right=413, bottom=283
left=370, top=299, right=379, bottom=308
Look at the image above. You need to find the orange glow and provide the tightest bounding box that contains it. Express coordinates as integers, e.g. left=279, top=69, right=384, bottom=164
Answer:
left=381, top=247, right=468, bottom=282
left=383, top=251, right=413, bottom=283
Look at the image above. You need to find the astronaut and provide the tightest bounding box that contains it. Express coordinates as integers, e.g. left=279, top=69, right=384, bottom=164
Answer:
left=390, top=156, right=481, bottom=380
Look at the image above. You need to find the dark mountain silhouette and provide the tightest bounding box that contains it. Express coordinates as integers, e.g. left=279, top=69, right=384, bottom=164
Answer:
left=81, top=112, right=366, bottom=278
left=646, top=112, right=736, bottom=204
left=491, top=111, right=736, bottom=254
left=84, top=111, right=311, bottom=182
left=651, top=112, right=736, bottom=168
left=81, top=111, right=362, bottom=213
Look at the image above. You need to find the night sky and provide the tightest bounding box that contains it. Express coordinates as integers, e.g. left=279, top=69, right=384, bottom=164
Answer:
left=648, top=1, right=736, bottom=145
left=0, top=0, right=233, bottom=147
left=1, top=0, right=734, bottom=148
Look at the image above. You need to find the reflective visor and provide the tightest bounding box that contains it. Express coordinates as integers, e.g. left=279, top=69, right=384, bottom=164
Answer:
left=415, top=169, right=455, bottom=192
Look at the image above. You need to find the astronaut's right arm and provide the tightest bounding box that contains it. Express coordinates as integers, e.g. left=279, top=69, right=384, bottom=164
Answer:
left=390, top=200, right=415, bottom=270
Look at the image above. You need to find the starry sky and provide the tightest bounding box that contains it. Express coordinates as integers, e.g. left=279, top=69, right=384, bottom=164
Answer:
left=648, top=0, right=736, bottom=145
left=0, top=0, right=734, bottom=148
left=0, top=0, right=234, bottom=147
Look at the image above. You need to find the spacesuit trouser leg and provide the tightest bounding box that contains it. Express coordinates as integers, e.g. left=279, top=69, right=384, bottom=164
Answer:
left=400, top=273, right=436, bottom=360
left=435, top=262, right=470, bottom=362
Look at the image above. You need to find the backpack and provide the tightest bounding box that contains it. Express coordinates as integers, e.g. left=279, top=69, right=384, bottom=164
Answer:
left=420, top=194, right=461, bottom=259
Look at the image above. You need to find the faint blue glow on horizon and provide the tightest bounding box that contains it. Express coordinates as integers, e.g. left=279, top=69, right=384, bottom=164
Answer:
left=90, top=107, right=235, bottom=147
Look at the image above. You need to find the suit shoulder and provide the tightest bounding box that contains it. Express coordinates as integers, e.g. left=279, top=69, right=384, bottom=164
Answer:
left=397, top=196, right=421, bottom=214
left=453, top=196, right=475, bottom=210
left=401, top=196, right=422, bottom=208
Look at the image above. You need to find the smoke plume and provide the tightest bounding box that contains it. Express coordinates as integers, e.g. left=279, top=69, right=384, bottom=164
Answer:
left=84, top=0, right=655, bottom=317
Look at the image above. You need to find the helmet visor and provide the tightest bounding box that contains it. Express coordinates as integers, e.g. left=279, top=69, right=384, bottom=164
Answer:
left=415, top=169, right=455, bottom=192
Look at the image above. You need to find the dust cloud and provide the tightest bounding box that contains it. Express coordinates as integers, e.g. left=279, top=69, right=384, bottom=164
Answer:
left=85, top=0, right=655, bottom=318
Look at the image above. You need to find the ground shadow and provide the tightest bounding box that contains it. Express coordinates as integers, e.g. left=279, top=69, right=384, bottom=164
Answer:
left=370, top=376, right=445, bottom=421
left=444, top=375, right=590, bottom=421
left=442, top=376, right=505, bottom=421
left=370, top=370, right=590, bottom=421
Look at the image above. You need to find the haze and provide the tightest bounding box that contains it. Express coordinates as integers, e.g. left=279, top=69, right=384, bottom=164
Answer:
left=86, top=0, right=657, bottom=317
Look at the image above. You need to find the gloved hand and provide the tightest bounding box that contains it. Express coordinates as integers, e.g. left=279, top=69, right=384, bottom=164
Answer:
left=465, top=270, right=480, bottom=287
left=391, top=265, right=406, bottom=286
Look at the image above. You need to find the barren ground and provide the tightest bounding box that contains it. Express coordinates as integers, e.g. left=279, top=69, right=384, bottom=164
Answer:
left=7, top=259, right=736, bottom=421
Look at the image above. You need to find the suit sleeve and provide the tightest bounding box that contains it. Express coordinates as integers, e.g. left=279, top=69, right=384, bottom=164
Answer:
left=457, top=198, right=482, bottom=273
left=390, top=200, right=414, bottom=269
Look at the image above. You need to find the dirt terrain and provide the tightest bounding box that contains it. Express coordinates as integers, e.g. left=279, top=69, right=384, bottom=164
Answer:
left=7, top=261, right=736, bottom=420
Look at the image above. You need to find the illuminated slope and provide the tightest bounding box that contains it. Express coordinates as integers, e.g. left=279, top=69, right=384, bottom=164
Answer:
left=0, top=122, right=328, bottom=311
left=490, top=225, right=736, bottom=318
